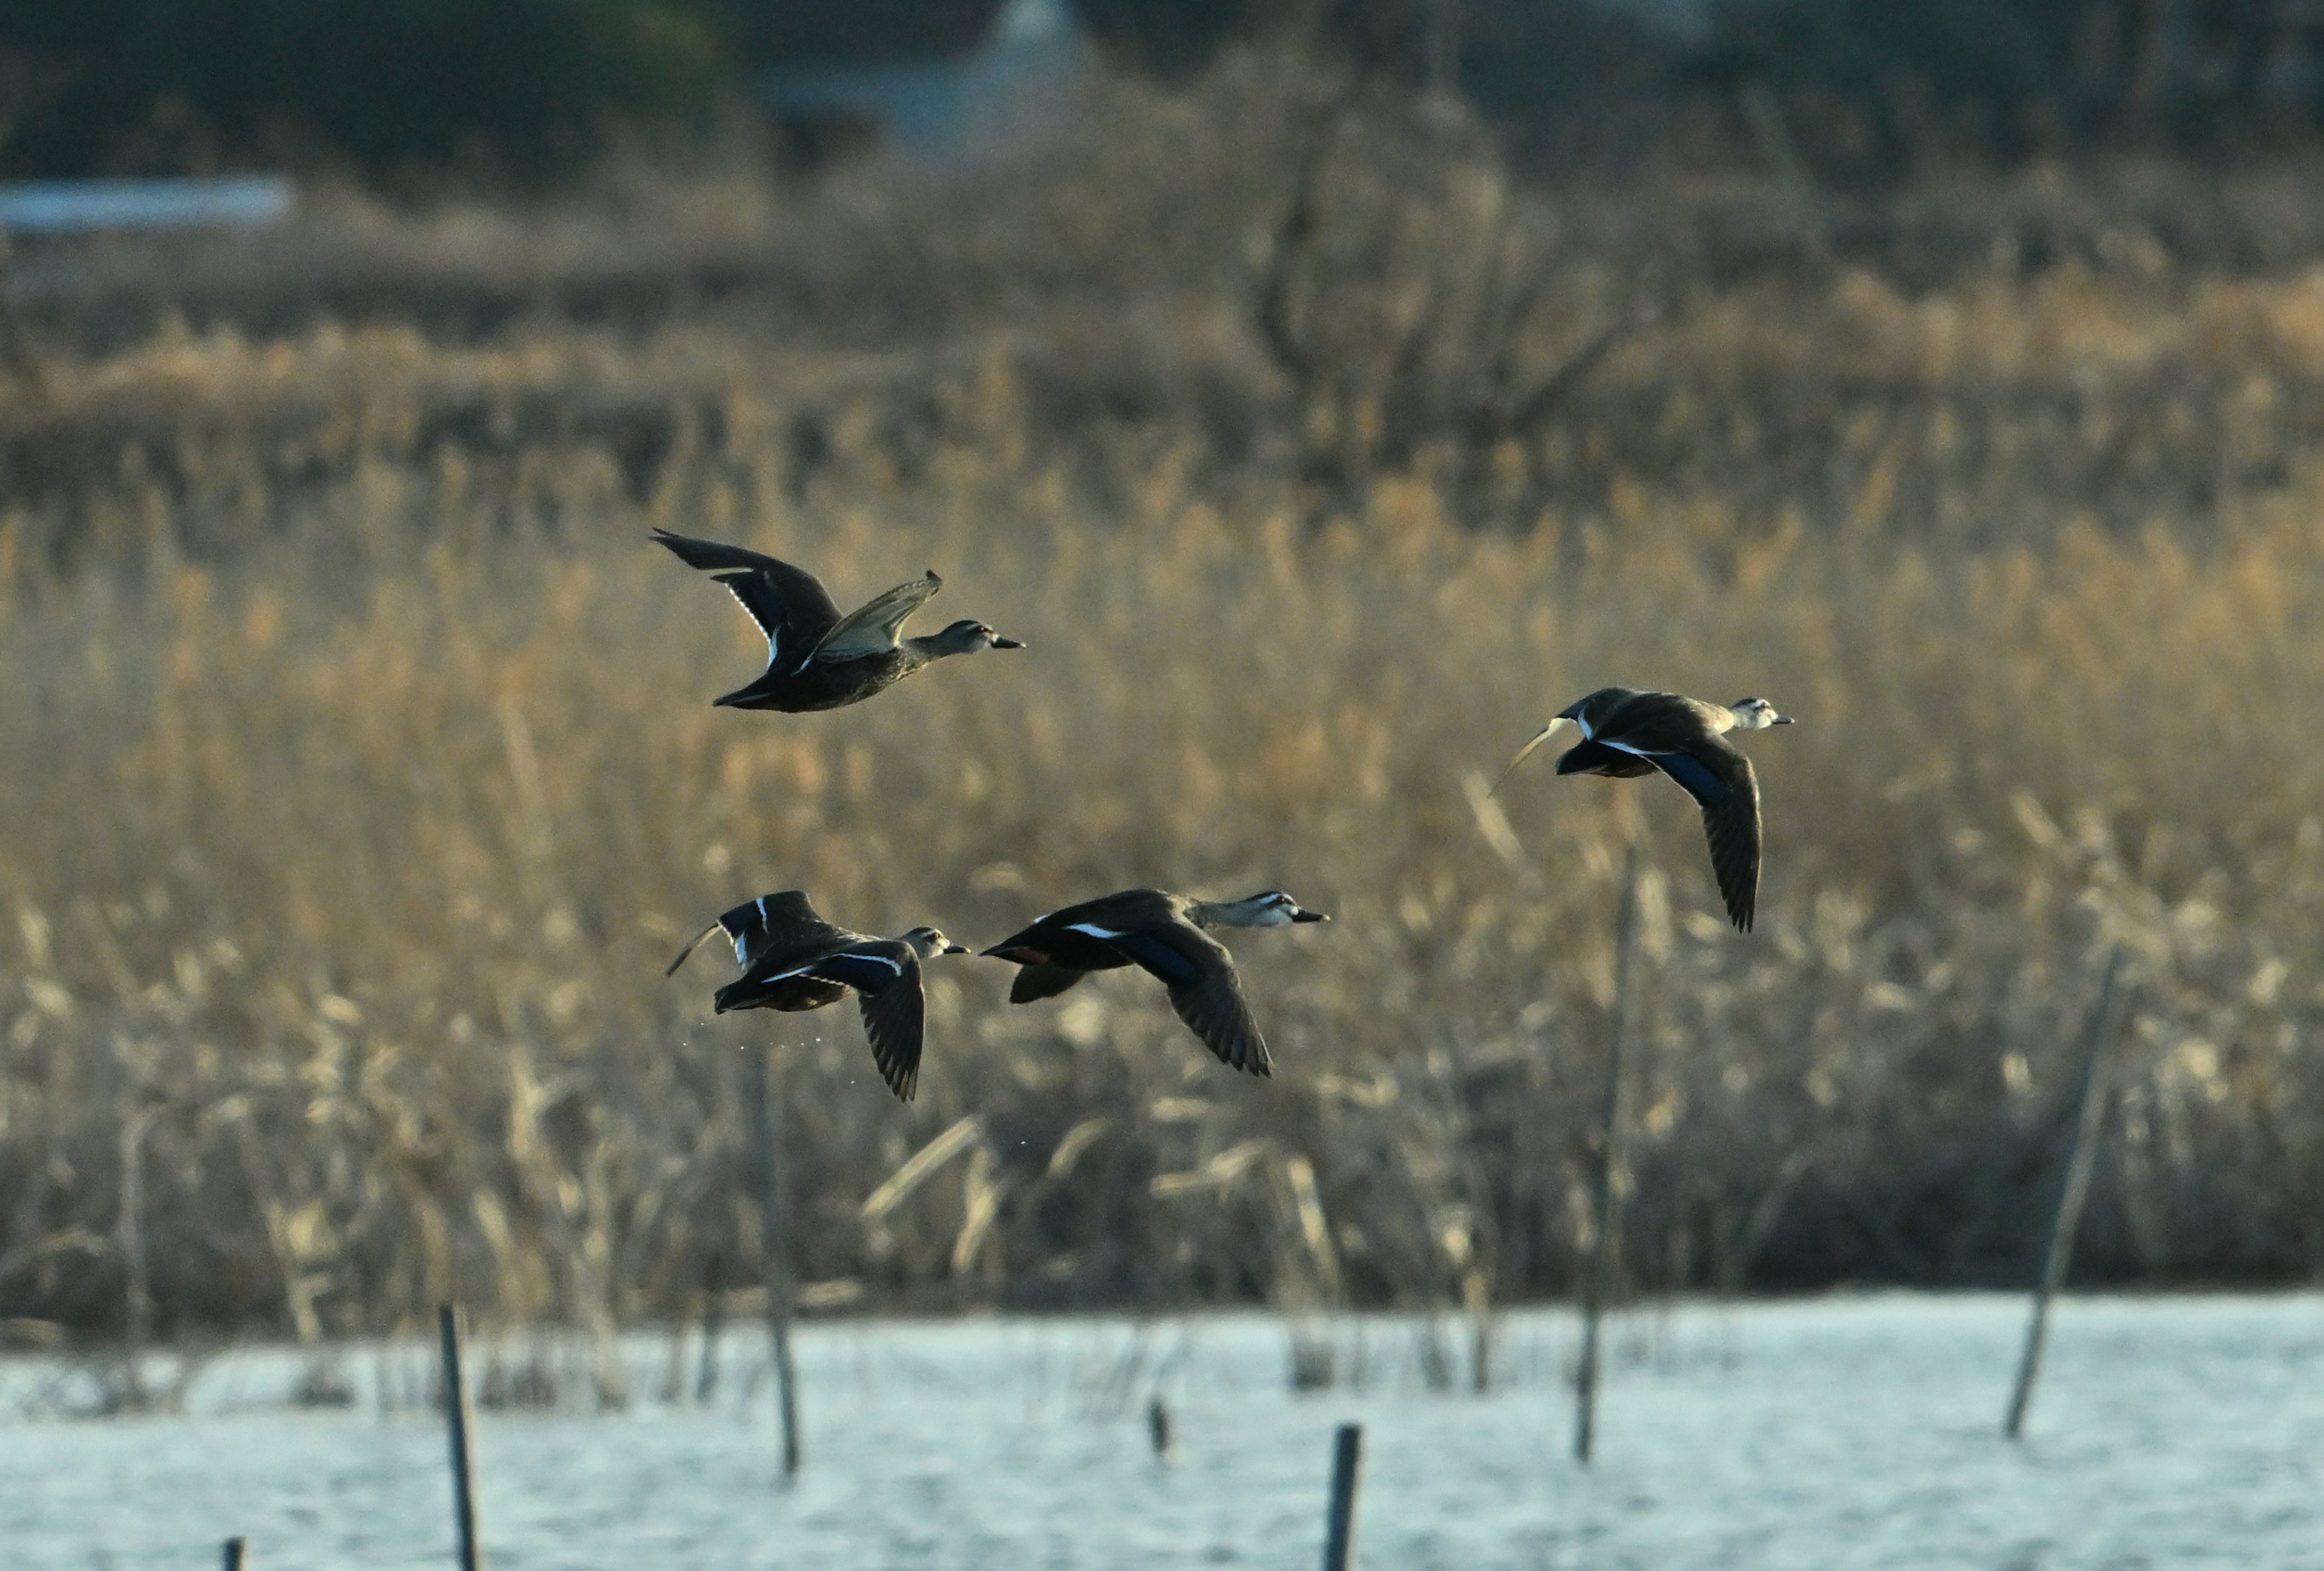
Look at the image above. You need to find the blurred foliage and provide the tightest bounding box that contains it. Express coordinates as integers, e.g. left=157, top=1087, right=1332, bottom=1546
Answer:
left=1068, top=0, right=1506, bottom=81
left=7, top=67, right=2324, bottom=1342
left=0, top=0, right=724, bottom=180
left=697, top=0, right=1008, bottom=67
left=1067, top=0, right=1276, bottom=79
left=7, top=0, right=2322, bottom=186
left=1703, top=0, right=2311, bottom=177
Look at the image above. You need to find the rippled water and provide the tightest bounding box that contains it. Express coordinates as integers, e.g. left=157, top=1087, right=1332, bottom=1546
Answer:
left=3, top=1294, right=2319, bottom=1570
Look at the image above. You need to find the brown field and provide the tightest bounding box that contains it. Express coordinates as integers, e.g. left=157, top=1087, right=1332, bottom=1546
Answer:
left=5, top=63, right=2324, bottom=1369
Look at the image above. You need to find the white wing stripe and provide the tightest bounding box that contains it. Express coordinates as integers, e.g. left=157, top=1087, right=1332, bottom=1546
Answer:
left=727, top=584, right=778, bottom=659
left=1065, top=923, right=1127, bottom=941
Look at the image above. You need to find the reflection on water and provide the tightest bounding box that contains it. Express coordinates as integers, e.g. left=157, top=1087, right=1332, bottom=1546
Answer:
left=2, top=1294, right=2319, bottom=1570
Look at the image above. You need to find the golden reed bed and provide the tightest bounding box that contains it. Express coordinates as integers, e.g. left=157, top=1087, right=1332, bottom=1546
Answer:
left=4, top=79, right=2323, bottom=1361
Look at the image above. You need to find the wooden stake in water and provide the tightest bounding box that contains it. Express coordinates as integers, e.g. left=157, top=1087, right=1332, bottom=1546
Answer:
left=437, top=1303, right=484, bottom=1571
left=694, top=1250, right=724, bottom=1406
left=1321, top=1422, right=1364, bottom=1571
left=222, top=1536, right=247, bottom=1571
left=746, top=1046, right=803, bottom=1478
left=1147, top=1393, right=1176, bottom=1464
left=1574, top=842, right=1644, bottom=1466
left=2004, top=944, right=2130, bottom=1440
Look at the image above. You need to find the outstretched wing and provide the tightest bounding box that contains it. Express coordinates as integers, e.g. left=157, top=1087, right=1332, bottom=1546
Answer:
left=1008, top=963, right=1088, bottom=1004
left=1633, top=740, right=1762, bottom=932
left=666, top=889, right=824, bottom=976
left=723, top=891, right=823, bottom=967
left=1166, top=966, right=1273, bottom=1076
left=1103, top=924, right=1273, bottom=1078
left=652, top=529, right=844, bottom=674
left=801, top=941, right=926, bottom=1101
left=1552, top=739, right=1656, bottom=779
left=1492, top=717, right=1569, bottom=795
left=810, top=572, right=944, bottom=663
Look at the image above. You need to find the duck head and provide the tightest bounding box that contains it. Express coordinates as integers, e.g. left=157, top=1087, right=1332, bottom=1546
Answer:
left=927, top=619, right=1024, bottom=655
left=1207, top=891, right=1331, bottom=927
left=1727, top=697, right=1794, bottom=729
left=899, top=926, right=972, bottom=958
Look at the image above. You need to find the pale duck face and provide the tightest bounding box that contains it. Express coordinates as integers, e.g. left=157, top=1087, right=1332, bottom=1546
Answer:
left=937, top=619, right=1024, bottom=653
left=1728, top=697, right=1794, bottom=729
left=1238, top=890, right=1331, bottom=925
left=901, top=926, right=971, bottom=957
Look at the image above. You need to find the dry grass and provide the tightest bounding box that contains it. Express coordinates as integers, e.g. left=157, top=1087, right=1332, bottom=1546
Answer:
left=5, top=67, right=2324, bottom=1356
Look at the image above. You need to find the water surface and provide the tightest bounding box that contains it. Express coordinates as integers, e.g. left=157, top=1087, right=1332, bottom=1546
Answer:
left=3, top=1294, right=2318, bottom=1569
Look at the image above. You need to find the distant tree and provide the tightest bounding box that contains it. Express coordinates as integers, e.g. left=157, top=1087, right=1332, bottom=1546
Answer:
left=1701, top=0, right=2317, bottom=173
left=0, top=0, right=724, bottom=180
left=1065, top=0, right=1278, bottom=79
left=694, top=0, right=1010, bottom=68
left=1066, top=0, right=1435, bottom=82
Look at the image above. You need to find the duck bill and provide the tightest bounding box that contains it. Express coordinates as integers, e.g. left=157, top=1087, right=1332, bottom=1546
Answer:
left=1773, top=716, right=1796, bottom=725
left=991, top=636, right=1025, bottom=650
left=1292, top=909, right=1330, bottom=923
left=944, top=943, right=971, bottom=955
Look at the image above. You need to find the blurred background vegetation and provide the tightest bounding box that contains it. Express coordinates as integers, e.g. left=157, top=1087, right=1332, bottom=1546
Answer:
left=5, top=2, right=2324, bottom=1368
left=7, top=1, right=2324, bottom=180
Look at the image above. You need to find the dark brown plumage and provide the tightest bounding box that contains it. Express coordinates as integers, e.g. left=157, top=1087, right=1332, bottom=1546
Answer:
left=652, top=529, right=1020, bottom=712
left=980, top=888, right=1328, bottom=1076
left=666, top=890, right=966, bottom=1100
left=1500, top=687, right=1793, bottom=931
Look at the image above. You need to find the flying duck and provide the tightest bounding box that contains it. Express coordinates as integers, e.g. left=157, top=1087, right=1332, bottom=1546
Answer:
left=666, top=890, right=968, bottom=1100
left=652, top=529, right=1022, bottom=712
left=1497, top=688, right=1794, bottom=930
left=981, top=889, right=1329, bottom=1076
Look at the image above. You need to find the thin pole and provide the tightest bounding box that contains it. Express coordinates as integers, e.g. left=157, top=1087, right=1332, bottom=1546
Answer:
left=746, top=1046, right=803, bottom=1478
left=2004, top=944, right=2130, bottom=1440
left=1321, top=1422, right=1364, bottom=1571
left=222, top=1537, right=247, bottom=1571
left=694, top=1250, right=724, bottom=1406
left=437, top=1303, right=483, bottom=1571
left=1147, top=1393, right=1175, bottom=1463
left=1574, top=842, right=1644, bottom=1466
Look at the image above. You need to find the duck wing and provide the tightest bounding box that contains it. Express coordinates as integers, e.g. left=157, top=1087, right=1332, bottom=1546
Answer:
left=810, top=571, right=944, bottom=662
left=1094, top=921, right=1273, bottom=1078
left=1552, top=739, right=1657, bottom=779
left=1163, top=955, right=1274, bottom=1077
left=667, top=889, right=829, bottom=976
left=712, top=970, right=849, bottom=1015
left=1494, top=717, right=1570, bottom=794
left=726, top=891, right=829, bottom=967
left=652, top=530, right=844, bottom=676
left=795, top=940, right=927, bottom=1101
left=985, top=890, right=1165, bottom=975
left=1008, top=963, right=1089, bottom=1003
left=1624, top=739, right=1762, bottom=932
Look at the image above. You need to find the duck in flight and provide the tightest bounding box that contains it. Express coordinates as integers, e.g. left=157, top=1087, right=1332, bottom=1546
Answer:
left=1497, top=688, right=1793, bottom=931
left=652, top=529, right=1022, bottom=712
left=667, top=890, right=968, bottom=1101
left=982, top=889, right=1328, bottom=1076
